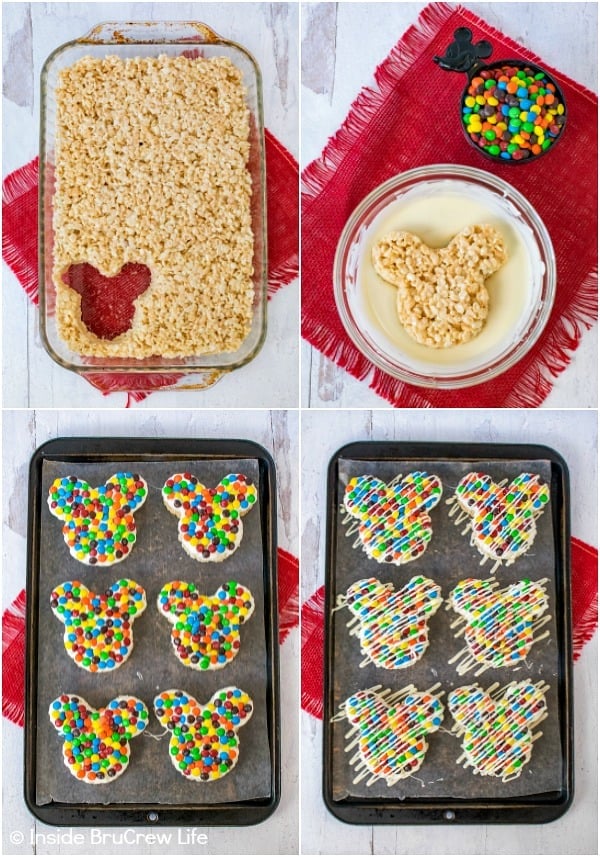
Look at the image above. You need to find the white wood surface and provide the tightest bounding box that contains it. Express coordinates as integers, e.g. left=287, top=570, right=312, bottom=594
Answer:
left=300, top=408, right=598, bottom=854
left=301, top=1, right=598, bottom=409
left=2, top=2, right=299, bottom=409
left=1, top=408, right=299, bottom=855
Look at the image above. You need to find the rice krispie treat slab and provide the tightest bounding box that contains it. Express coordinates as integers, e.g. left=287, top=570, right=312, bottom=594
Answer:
left=52, top=54, right=254, bottom=359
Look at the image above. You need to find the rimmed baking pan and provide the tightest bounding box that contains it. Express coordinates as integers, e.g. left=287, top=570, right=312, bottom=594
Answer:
left=26, top=437, right=279, bottom=826
left=323, top=441, right=572, bottom=824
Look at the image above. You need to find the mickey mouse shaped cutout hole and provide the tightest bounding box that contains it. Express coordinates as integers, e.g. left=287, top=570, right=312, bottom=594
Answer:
left=62, top=262, right=152, bottom=340
left=434, top=27, right=567, bottom=164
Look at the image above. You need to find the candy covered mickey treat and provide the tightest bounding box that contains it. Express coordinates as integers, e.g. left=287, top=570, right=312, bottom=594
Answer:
left=372, top=225, right=506, bottom=348
left=154, top=687, right=253, bottom=780
left=448, top=578, right=550, bottom=675
left=340, top=685, right=444, bottom=786
left=343, top=472, right=442, bottom=565
left=47, top=472, right=148, bottom=565
left=49, top=694, right=148, bottom=783
left=448, top=471, right=549, bottom=570
left=448, top=680, right=548, bottom=782
left=157, top=580, right=254, bottom=670
left=339, top=576, right=442, bottom=669
left=51, top=579, right=146, bottom=672
left=162, top=473, right=257, bottom=562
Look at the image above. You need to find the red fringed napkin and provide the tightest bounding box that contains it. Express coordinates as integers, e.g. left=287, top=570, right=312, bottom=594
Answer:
left=2, top=548, right=298, bottom=728
left=301, top=537, right=598, bottom=719
left=302, top=3, right=598, bottom=408
left=2, top=129, right=299, bottom=404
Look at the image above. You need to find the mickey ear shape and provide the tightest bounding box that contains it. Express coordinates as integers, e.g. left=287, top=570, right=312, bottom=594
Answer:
left=345, top=578, right=387, bottom=611
left=447, top=224, right=507, bottom=280
left=103, top=697, right=149, bottom=738
left=157, top=581, right=192, bottom=621
left=448, top=686, right=495, bottom=722
left=50, top=581, right=90, bottom=623
left=217, top=582, right=255, bottom=623
left=49, top=695, right=91, bottom=732
left=345, top=690, right=384, bottom=725
left=450, top=579, right=489, bottom=617
left=154, top=691, right=185, bottom=726
left=503, top=682, right=547, bottom=721
left=455, top=472, right=497, bottom=513
left=372, top=231, right=436, bottom=287
left=215, top=474, right=258, bottom=516
left=507, top=580, right=549, bottom=617
left=344, top=475, right=385, bottom=517
left=47, top=476, right=89, bottom=519
left=398, top=472, right=443, bottom=512
left=120, top=580, right=147, bottom=613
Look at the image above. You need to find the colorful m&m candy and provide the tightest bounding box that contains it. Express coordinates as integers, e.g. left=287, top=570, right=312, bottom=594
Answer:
left=157, top=580, right=254, bottom=670
left=47, top=472, right=148, bottom=565
left=49, top=694, right=148, bottom=783
left=461, top=65, right=566, bottom=162
left=341, top=685, right=444, bottom=786
left=162, top=473, right=257, bottom=562
left=449, top=680, right=548, bottom=781
left=343, top=472, right=443, bottom=565
left=154, top=687, right=253, bottom=780
left=448, top=471, right=549, bottom=570
left=50, top=579, right=146, bottom=672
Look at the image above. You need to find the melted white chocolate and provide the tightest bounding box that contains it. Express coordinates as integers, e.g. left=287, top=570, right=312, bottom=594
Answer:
left=355, top=182, right=542, bottom=372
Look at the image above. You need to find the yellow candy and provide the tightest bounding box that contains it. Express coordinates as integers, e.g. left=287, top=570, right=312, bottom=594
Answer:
left=465, top=96, right=476, bottom=107
left=557, top=103, right=565, bottom=115
left=487, top=97, right=498, bottom=106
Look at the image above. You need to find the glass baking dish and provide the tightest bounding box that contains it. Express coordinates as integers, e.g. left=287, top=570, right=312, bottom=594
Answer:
left=39, top=22, right=267, bottom=390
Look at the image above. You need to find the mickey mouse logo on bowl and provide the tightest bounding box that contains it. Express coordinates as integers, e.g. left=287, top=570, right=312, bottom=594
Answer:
left=434, top=27, right=567, bottom=163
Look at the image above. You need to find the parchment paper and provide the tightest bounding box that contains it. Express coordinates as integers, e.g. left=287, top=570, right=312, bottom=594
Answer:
left=331, top=457, right=563, bottom=801
left=36, top=457, right=271, bottom=806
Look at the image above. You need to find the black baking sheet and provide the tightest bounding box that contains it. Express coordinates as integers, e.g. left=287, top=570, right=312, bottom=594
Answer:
left=26, top=439, right=279, bottom=826
left=324, top=442, right=572, bottom=825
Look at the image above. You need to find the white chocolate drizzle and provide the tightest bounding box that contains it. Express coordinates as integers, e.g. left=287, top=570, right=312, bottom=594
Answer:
left=333, top=684, right=444, bottom=786
left=447, top=577, right=551, bottom=675
left=336, top=576, right=442, bottom=669
left=446, top=472, right=549, bottom=572
left=341, top=472, right=443, bottom=565
left=448, top=679, right=549, bottom=782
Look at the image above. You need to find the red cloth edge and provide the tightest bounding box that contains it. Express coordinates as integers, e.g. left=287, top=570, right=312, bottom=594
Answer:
left=301, top=1, right=598, bottom=409
left=2, top=548, right=298, bottom=728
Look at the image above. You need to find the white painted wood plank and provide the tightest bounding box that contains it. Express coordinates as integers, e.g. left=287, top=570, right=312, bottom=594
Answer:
left=2, top=408, right=299, bottom=854
left=301, top=1, right=598, bottom=409
left=300, top=407, right=597, bottom=854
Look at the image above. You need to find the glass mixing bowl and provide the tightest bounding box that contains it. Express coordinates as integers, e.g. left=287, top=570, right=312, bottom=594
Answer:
left=334, top=164, right=555, bottom=389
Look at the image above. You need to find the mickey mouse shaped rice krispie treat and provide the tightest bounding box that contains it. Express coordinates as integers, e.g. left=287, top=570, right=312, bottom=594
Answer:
left=47, top=472, right=148, bottom=565
left=372, top=224, right=506, bottom=348
left=342, top=472, right=443, bottom=565
left=337, top=576, right=442, bottom=669
left=49, top=694, right=148, bottom=783
left=162, top=473, right=257, bottom=562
